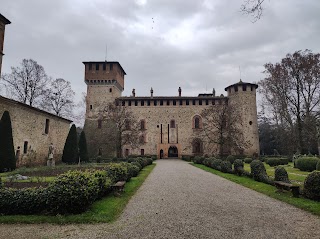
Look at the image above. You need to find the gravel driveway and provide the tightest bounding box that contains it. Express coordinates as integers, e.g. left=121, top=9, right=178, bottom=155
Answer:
left=1, top=159, right=320, bottom=239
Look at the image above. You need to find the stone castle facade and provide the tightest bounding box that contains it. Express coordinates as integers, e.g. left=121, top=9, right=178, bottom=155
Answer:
left=0, top=14, right=11, bottom=76
left=83, top=61, right=259, bottom=159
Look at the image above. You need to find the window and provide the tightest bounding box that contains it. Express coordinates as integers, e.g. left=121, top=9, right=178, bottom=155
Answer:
left=98, top=119, right=102, bottom=129
left=140, top=120, right=146, bottom=130
left=125, top=149, right=129, bottom=157
left=141, top=149, right=145, bottom=156
left=170, top=120, right=175, bottom=128
left=205, top=99, right=209, bottom=105
left=109, top=88, right=112, bottom=93
left=128, top=100, right=132, bottom=106
left=160, top=100, right=163, bottom=105
left=235, top=86, right=238, bottom=92
left=23, top=141, right=28, bottom=154
left=96, top=63, right=99, bottom=71
left=186, top=100, right=189, bottom=105
left=179, top=100, right=183, bottom=105
left=110, top=63, right=113, bottom=70
left=122, top=101, right=125, bottom=106
left=251, top=85, right=254, bottom=91
left=90, top=105, right=93, bottom=110
left=135, top=100, right=138, bottom=106
left=89, top=63, right=92, bottom=70
left=243, top=85, right=247, bottom=91
left=173, top=100, right=176, bottom=105
left=199, top=100, right=202, bottom=105
left=141, top=100, right=144, bottom=106
left=154, top=100, right=157, bottom=106
left=139, top=134, right=145, bottom=144
left=147, top=100, right=150, bottom=106
left=212, top=100, right=215, bottom=105
left=45, top=119, right=50, bottom=134
left=103, top=63, right=106, bottom=71
left=166, top=100, right=170, bottom=106
left=192, top=99, right=196, bottom=105
left=193, top=116, right=202, bottom=129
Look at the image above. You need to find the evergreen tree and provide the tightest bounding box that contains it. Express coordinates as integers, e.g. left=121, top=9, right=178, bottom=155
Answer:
left=62, top=124, right=78, bottom=164
left=0, top=111, right=16, bottom=172
left=79, top=131, right=89, bottom=162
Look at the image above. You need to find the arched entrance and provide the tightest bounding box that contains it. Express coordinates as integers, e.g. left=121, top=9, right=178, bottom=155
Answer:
left=168, top=146, right=178, bottom=157
left=160, top=149, right=164, bottom=159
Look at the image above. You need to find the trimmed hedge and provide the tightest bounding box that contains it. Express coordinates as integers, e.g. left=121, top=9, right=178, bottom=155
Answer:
left=274, top=166, right=290, bottom=183
left=304, top=171, right=320, bottom=201
left=316, top=160, right=320, bottom=171
left=226, top=155, right=235, bottom=165
left=266, top=157, right=289, bottom=167
left=211, top=158, right=222, bottom=171
left=220, top=160, right=232, bottom=173
left=250, top=160, right=272, bottom=184
left=233, top=159, right=244, bottom=176
left=244, top=158, right=253, bottom=164
left=295, top=157, right=320, bottom=172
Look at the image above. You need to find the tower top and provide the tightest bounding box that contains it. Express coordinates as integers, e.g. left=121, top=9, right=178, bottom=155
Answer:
left=0, top=14, right=11, bottom=25
left=82, top=61, right=126, bottom=75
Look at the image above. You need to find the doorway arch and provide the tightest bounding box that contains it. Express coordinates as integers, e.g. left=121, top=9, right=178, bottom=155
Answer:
left=168, top=146, right=178, bottom=158
left=160, top=149, right=164, bottom=159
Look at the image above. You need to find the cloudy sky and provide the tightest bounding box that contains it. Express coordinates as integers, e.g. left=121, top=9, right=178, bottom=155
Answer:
left=1, top=0, right=320, bottom=103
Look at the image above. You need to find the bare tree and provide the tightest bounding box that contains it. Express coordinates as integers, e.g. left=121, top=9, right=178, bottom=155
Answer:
left=100, top=101, right=141, bottom=157
left=72, top=92, right=86, bottom=126
left=240, top=0, right=266, bottom=22
left=41, top=78, right=75, bottom=118
left=1, top=59, right=50, bottom=107
left=259, top=49, right=320, bottom=154
left=200, top=100, right=251, bottom=156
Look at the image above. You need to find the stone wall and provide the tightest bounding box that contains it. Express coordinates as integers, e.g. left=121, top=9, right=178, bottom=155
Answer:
left=0, top=96, right=71, bottom=167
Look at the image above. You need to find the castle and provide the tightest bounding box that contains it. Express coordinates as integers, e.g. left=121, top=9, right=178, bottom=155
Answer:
left=83, top=61, right=259, bottom=159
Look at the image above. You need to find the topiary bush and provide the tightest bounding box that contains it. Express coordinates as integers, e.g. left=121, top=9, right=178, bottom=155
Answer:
left=266, top=157, right=289, bottom=167
left=211, top=158, right=222, bottom=171
left=226, top=155, right=235, bottom=164
left=233, top=159, right=244, bottom=176
left=130, top=161, right=143, bottom=171
left=295, top=157, right=320, bottom=172
left=62, top=124, right=78, bottom=164
left=105, top=163, right=128, bottom=183
left=125, top=163, right=140, bottom=180
left=303, top=171, right=320, bottom=201
left=250, top=160, right=272, bottom=184
left=79, top=131, right=89, bottom=162
left=316, top=160, right=320, bottom=171
left=220, top=160, right=232, bottom=173
left=274, top=166, right=290, bottom=183
left=244, top=158, right=253, bottom=164
left=193, top=156, right=204, bottom=164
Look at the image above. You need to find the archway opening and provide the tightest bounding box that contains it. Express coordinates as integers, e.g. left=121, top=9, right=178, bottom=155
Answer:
left=168, top=146, right=178, bottom=158
left=160, top=149, right=164, bottom=159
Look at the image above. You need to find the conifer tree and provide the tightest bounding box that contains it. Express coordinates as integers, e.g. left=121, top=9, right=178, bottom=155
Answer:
left=0, top=111, right=16, bottom=172
left=62, top=124, right=78, bottom=164
left=79, top=131, right=89, bottom=162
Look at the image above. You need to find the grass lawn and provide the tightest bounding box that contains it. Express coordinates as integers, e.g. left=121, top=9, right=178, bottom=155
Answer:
left=193, top=163, right=320, bottom=217
left=0, top=163, right=156, bottom=224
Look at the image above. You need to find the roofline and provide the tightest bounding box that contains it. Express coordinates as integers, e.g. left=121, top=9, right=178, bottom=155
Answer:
left=82, top=61, right=127, bottom=75
left=0, top=14, right=11, bottom=24
left=0, top=96, right=73, bottom=123
left=224, top=81, right=258, bottom=91
left=117, top=96, right=227, bottom=100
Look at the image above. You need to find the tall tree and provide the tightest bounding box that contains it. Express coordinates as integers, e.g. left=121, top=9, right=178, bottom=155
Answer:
left=100, top=101, right=141, bottom=158
left=260, top=50, right=320, bottom=154
left=200, top=100, right=251, bottom=156
left=0, top=111, right=16, bottom=172
left=79, top=131, right=89, bottom=162
left=240, top=0, right=266, bottom=22
left=41, top=78, right=75, bottom=117
left=62, top=124, right=78, bottom=164
left=2, top=59, right=50, bottom=107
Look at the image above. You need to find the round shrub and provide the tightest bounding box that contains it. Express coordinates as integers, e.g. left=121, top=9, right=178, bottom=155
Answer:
left=266, top=158, right=281, bottom=167
left=250, top=160, right=271, bottom=184
left=131, top=161, right=142, bottom=171
left=220, top=160, right=232, bottom=173
left=211, top=158, right=222, bottom=170
left=105, top=163, right=128, bottom=183
left=304, top=171, right=320, bottom=201
left=244, top=158, right=253, bottom=164
left=295, top=157, right=320, bottom=172
left=203, top=158, right=212, bottom=167
left=274, top=166, right=290, bottom=183
left=124, top=163, right=140, bottom=180
left=193, top=156, right=204, bottom=164
left=233, top=159, right=244, bottom=176
left=226, top=155, right=235, bottom=164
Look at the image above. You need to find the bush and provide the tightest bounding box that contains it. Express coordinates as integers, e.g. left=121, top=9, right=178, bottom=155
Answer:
left=226, top=155, right=235, bottom=164
left=233, top=159, right=244, bottom=176
left=193, top=156, right=204, bottom=164
left=295, top=157, right=320, bottom=172
left=211, top=158, right=222, bottom=170
left=220, top=161, right=232, bottom=173
left=62, top=124, right=78, bottom=164
left=131, top=161, right=143, bottom=171
left=125, top=163, right=140, bottom=180
left=304, top=171, right=320, bottom=201
left=266, top=157, right=289, bottom=167
left=250, top=160, right=272, bottom=184
left=316, top=160, right=320, bottom=171
left=203, top=158, right=212, bottom=167
left=181, top=155, right=192, bottom=161
left=244, top=158, right=253, bottom=164
left=105, top=163, right=128, bottom=183
left=274, top=166, right=290, bottom=183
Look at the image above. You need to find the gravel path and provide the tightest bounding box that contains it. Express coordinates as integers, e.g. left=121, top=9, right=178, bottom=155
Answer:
left=1, top=159, right=320, bottom=239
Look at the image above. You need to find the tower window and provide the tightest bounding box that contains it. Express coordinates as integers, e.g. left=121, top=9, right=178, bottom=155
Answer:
left=235, top=86, right=238, bottom=92
left=122, top=101, right=125, bottom=106
left=186, top=100, right=189, bottom=105
left=147, top=100, right=150, bottom=106
left=96, top=64, right=99, bottom=71
left=110, top=63, right=113, bottom=70
left=179, top=100, right=183, bottom=105
left=109, top=88, right=112, bottom=93
left=160, top=100, right=163, bottom=105
left=199, top=100, right=202, bottom=105
left=243, top=85, right=247, bottom=91
left=173, top=100, right=176, bottom=106
left=193, top=115, right=202, bottom=129
left=192, top=99, right=196, bottom=105
left=141, top=149, right=145, bottom=156
left=103, top=63, right=106, bottom=71
left=90, top=105, right=93, bottom=110
left=167, top=100, right=170, bottom=106
left=206, top=99, right=209, bottom=105
left=23, top=141, right=28, bottom=154
left=140, top=120, right=146, bottom=130
left=128, top=100, right=131, bottom=106
left=45, top=119, right=50, bottom=134
left=154, top=100, right=157, bottom=106
left=212, top=100, right=215, bottom=105
left=89, top=63, right=92, bottom=70
left=251, top=85, right=254, bottom=91
left=170, top=120, right=175, bottom=128
left=135, top=100, right=138, bottom=106
left=141, top=100, right=144, bottom=106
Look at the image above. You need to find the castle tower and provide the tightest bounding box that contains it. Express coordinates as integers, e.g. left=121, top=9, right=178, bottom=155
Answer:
left=225, top=80, right=259, bottom=156
left=83, top=61, right=126, bottom=118
left=0, top=14, right=11, bottom=76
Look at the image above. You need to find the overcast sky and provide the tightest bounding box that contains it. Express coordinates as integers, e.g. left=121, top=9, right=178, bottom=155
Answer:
left=1, top=0, right=320, bottom=102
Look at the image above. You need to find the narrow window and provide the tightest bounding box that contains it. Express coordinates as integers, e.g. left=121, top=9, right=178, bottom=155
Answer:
left=147, top=100, right=150, bottom=106
left=173, top=100, right=176, bottom=105
left=160, top=100, right=163, bottom=105
left=109, top=88, right=112, bottom=93
left=195, top=117, right=200, bottom=129
left=179, top=100, right=183, bottom=105
left=199, top=100, right=202, bottom=105
left=139, top=135, right=145, bottom=144
left=212, top=100, right=215, bottom=105
left=170, top=120, right=175, bottom=128
left=141, top=100, right=144, bottom=106
left=23, top=141, right=28, bottom=154
left=135, top=100, right=138, bottom=106
left=235, top=86, right=238, bottom=92
left=122, top=101, right=125, bottom=106
left=167, top=100, right=170, bottom=106
left=140, top=120, right=145, bottom=130
left=128, top=100, right=131, bottom=106
left=103, top=63, right=106, bottom=71
left=90, top=105, right=93, bottom=110
left=125, top=149, right=129, bottom=157
left=141, top=149, right=145, bottom=156
left=154, top=100, right=157, bottom=106
left=45, top=119, right=50, bottom=134
left=110, top=63, right=113, bottom=70
left=206, top=99, right=209, bottom=105
left=186, top=100, right=189, bottom=105
left=192, top=99, right=196, bottom=105
left=89, top=63, right=92, bottom=70
left=98, top=119, right=102, bottom=129
left=243, top=85, right=247, bottom=91
left=251, top=85, right=254, bottom=91
left=96, top=63, right=99, bottom=71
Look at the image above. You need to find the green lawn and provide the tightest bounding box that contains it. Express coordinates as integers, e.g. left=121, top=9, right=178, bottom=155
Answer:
left=193, top=163, right=320, bottom=217
left=0, top=163, right=156, bottom=224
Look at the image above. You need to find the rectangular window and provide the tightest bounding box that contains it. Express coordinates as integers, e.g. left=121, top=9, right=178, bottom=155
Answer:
left=186, top=100, right=189, bottom=105
left=212, top=100, right=215, bottom=105
left=192, top=99, right=196, bottom=105
left=199, top=100, right=202, bottom=105
left=206, top=99, right=209, bottom=105
left=147, top=100, right=150, bottom=106
left=89, top=63, right=92, bottom=70
left=167, top=100, right=170, bottom=106
left=173, top=100, right=176, bottom=105
left=179, top=100, right=183, bottom=105
left=135, top=100, right=138, bottom=106
left=128, top=100, right=131, bottom=106
left=96, top=63, right=99, bottom=71
left=160, top=100, right=163, bottom=105
left=141, top=100, right=144, bottom=106
left=122, top=101, right=125, bottom=106
left=243, top=85, right=247, bottom=91
left=235, top=86, right=238, bottom=92
left=103, top=63, right=106, bottom=71
left=154, top=100, right=157, bottom=106
left=45, top=119, right=50, bottom=134
left=90, top=105, right=93, bottom=110
left=141, top=149, right=145, bottom=156
left=110, top=63, right=113, bottom=70
left=23, top=141, right=28, bottom=154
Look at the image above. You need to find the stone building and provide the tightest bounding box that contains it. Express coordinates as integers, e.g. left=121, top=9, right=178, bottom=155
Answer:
left=0, top=14, right=10, bottom=76
left=83, top=61, right=259, bottom=159
left=0, top=96, right=72, bottom=166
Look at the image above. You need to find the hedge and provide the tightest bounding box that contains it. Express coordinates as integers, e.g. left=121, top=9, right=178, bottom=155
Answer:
left=295, top=157, right=320, bottom=172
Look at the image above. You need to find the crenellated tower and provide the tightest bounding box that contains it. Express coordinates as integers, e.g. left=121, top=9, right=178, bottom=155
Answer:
left=225, top=80, right=259, bottom=156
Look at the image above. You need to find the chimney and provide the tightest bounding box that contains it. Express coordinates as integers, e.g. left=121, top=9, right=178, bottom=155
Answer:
left=178, top=87, right=181, bottom=97
left=132, top=88, right=135, bottom=97
left=150, top=87, right=153, bottom=97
